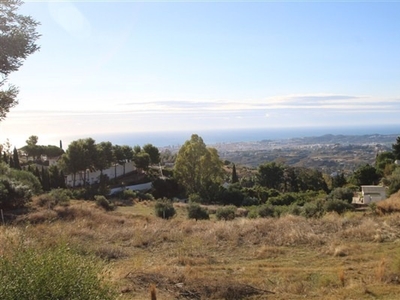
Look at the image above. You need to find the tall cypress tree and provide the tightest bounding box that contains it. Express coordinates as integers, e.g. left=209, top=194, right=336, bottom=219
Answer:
left=41, top=166, right=50, bottom=191
left=12, top=147, right=21, bottom=170
left=232, top=164, right=239, bottom=183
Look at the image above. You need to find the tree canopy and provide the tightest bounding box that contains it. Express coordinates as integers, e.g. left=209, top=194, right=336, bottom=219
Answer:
left=0, top=0, right=40, bottom=121
left=174, top=134, right=224, bottom=196
left=392, top=136, right=400, bottom=160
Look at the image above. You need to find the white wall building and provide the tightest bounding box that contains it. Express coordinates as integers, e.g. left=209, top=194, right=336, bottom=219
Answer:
left=65, top=161, right=136, bottom=187
left=352, top=185, right=387, bottom=205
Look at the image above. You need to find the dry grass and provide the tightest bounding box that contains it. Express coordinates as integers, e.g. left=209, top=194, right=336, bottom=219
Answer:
left=3, top=200, right=400, bottom=299
left=377, top=191, right=400, bottom=214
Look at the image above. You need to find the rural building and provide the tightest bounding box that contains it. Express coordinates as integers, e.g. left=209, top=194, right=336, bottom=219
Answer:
left=352, top=185, right=387, bottom=205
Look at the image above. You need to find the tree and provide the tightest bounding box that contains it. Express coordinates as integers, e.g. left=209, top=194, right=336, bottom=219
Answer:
left=327, top=187, right=354, bottom=203
left=331, top=172, right=347, bottom=189
left=392, top=136, right=400, bottom=160
left=231, top=164, right=239, bottom=183
left=133, top=152, right=150, bottom=171
left=376, top=151, right=395, bottom=176
left=174, top=134, right=224, bottom=195
left=60, top=138, right=96, bottom=187
left=26, top=135, right=38, bottom=147
left=257, top=162, right=284, bottom=190
left=12, top=147, right=20, bottom=169
left=94, top=141, right=113, bottom=174
left=351, top=164, right=381, bottom=186
left=143, top=143, right=160, bottom=165
left=113, top=144, right=133, bottom=175
left=0, top=0, right=40, bottom=121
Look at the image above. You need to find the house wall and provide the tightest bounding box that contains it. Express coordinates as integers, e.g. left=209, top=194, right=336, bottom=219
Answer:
left=65, top=161, right=136, bottom=187
left=352, top=186, right=387, bottom=205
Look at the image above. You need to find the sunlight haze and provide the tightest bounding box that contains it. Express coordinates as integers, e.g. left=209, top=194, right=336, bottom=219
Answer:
left=1, top=1, right=400, bottom=147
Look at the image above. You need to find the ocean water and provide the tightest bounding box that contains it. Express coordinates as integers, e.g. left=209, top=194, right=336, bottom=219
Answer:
left=88, top=125, right=400, bottom=148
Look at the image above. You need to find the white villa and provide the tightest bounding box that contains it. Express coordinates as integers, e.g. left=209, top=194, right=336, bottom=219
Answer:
left=352, top=185, right=387, bottom=205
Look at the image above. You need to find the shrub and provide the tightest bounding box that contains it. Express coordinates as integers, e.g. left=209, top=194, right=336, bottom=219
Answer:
left=0, top=178, right=32, bottom=210
left=9, top=169, right=42, bottom=195
left=324, top=199, right=354, bottom=214
left=154, top=198, right=176, bottom=219
left=187, top=202, right=209, bottom=220
left=189, top=193, right=203, bottom=203
left=71, top=188, right=88, bottom=200
left=95, top=195, right=115, bottom=211
left=49, top=188, right=72, bottom=206
left=301, top=199, right=326, bottom=218
left=241, top=196, right=259, bottom=206
left=137, top=192, right=154, bottom=201
left=122, top=189, right=137, bottom=199
left=247, top=207, right=259, bottom=219
left=258, top=204, right=275, bottom=218
left=286, top=204, right=302, bottom=216
left=216, top=205, right=236, bottom=220
left=327, top=187, right=354, bottom=203
left=0, top=244, right=116, bottom=300
left=268, top=194, right=296, bottom=206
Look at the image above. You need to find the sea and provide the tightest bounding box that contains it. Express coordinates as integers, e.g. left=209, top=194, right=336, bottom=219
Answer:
left=85, top=125, right=400, bottom=148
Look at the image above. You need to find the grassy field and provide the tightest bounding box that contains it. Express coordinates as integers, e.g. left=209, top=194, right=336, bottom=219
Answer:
left=2, top=194, right=400, bottom=299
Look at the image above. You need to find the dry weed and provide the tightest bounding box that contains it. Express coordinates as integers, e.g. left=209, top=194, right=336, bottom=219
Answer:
left=338, top=269, right=345, bottom=287
left=376, top=257, right=387, bottom=282
left=377, top=191, right=400, bottom=214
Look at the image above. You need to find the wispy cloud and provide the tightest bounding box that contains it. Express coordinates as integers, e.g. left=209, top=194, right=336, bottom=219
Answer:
left=119, top=94, right=400, bottom=113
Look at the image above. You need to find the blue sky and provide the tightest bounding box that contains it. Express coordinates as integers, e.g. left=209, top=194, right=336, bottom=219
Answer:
left=1, top=1, right=400, bottom=147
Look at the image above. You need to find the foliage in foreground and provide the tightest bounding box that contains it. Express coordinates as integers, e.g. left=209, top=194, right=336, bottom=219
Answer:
left=0, top=243, right=116, bottom=300
left=155, top=198, right=176, bottom=219
left=187, top=202, right=210, bottom=220
left=216, top=205, right=237, bottom=220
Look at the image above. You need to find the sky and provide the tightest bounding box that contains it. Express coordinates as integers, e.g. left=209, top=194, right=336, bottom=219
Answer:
left=1, top=1, right=400, bottom=147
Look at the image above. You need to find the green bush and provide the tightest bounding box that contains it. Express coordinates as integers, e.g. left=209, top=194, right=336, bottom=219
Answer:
left=9, top=169, right=42, bottom=195
left=286, top=204, right=302, bottom=216
left=137, top=192, right=154, bottom=201
left=49, top=188, right=72, bottom=206
left=268, top=194, right=296, bottom=206
left=0, top=244, right=116, bottom=300
left=187, top=202, right=209, bottom=220
left=247, top=207, right=259, bottom=219
left=324, top=199, right=354, bottom=214
left=0, top=178, right=32, bottom=210
left=258, top=204, right=275, bottom=218
left=301, top=199, right=326, bottom=218
left=95, top=195, right=114, bottom=211
left=241, top=196, right=259, bottom=206
left=154, top=198, right=176, bottom=219
left=188, top=193, right=203, bottom=203
left=327, top=187, right=354, bottom=203
left=122, top=189, right=137, bottom=199
left=216, top=205, right=236, bottom=220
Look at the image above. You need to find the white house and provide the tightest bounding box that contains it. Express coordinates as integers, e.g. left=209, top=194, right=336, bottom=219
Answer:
left=352, top=185, right=387, bottom=205
left=65, top=161, right=136, bottom=187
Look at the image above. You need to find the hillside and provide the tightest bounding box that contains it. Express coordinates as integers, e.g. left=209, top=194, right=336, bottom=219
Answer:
left=3, top=199, right=400, bottom=299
